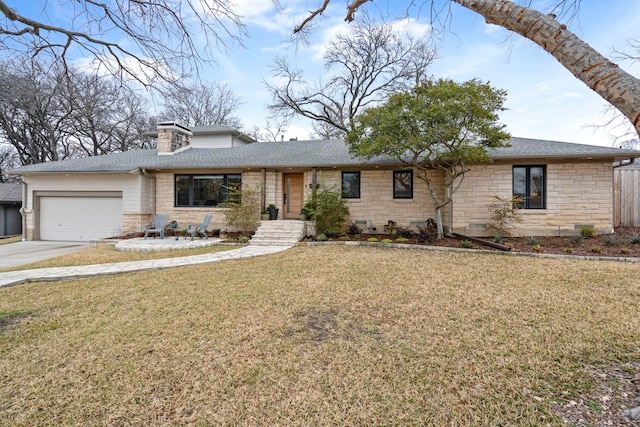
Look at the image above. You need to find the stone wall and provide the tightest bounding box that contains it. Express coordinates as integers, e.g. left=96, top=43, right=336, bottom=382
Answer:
left=452, top=162, right=614, bottom=236
left=157, top=122, right=192, bottom=154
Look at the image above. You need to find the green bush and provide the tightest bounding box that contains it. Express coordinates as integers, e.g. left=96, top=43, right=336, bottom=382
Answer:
left=621, top=248, right=631, bottom=254
left=629, top=232, right=640, bottom=244
left=367, top=237, right=378, bottom=242
left=381, top=238, right=393, bottom=244
left=305, top=187, right=350, bottom=236
left=486, top=195, right=524, bottom=237
left=460, top=240, right=474, bottom=248
left=395, top=237, right=409, bottom=243
left=580, top=226, right=596, bottom=238
left=238, top=236, right=250, bottom=244
left=316, top=233, right=328, bottom=241
left=590, top=246, right=601, bottom=253
left=222, top=185, right=260, bottom=236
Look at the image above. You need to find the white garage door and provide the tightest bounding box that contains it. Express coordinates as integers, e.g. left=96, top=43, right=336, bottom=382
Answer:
left=40, top=196, right=123, bottom=241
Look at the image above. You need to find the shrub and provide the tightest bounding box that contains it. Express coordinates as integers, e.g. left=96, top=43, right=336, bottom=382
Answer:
left=395, top=237, right=409, bottom=243
left=340, top=235, right=350, bottom=241
left=416, top=220, right=438, bottom=244
left=580, top=226, right=596, bottom=238
left=460, top=240, right=474, bottom=248
left=486, top=195, right=524, bottom=237
left=316, top=233, right=328, bottom=241
left=222, top=185, right=260, bottom=236
left=367, top=237, right=378, bottom=242
left=494, top=235, right=504, bottom=243
left=629, top=232, right=640, bottom=244
left=571, top=234, right=585, bottom=246
left=395, top=226, right=414, bottom=238
left=346, top=221, right=361, bottom=235
left=354, top=234, right=361, bottom=240
left=532, top=244, right=544, bottom=253
left=565, top=248, right=573, bottom=254
left=305, top=187, right=350, bottom=236
left=604, top=235, right=619, bottom=246
left=381, top=238, right=393, bottom=244
left=526, top=236, right=540, bottom=246
left=238, top=236, right=250, bottom=244
left=590, top=246, right=602, bottom=253
left=383, top=220, right=397, bottom=235
left=621, top=248, right=631, bottom=254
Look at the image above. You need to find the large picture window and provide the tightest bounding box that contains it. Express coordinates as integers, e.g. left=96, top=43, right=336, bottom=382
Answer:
left=393, top=171, right=413, bottom=199
left=342, top=172, right=361, bottom=198
left=513, top=166, right=546, bottom=209
left=175, top=174, right=241, bottom=207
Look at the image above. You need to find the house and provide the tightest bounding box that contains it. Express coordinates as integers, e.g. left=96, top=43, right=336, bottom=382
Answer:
left=9, top=122, right=640, bottom=241
left=0, top=182, right=22, bottom=237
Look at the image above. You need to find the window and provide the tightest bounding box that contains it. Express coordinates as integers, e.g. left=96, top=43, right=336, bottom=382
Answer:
left=175, top=174, right=241, bottom=207
left=393, top=170, right=413, bottom=199
left=342, top=172, right=361, bottom=198
left=513, top=166, right=546, bottom=209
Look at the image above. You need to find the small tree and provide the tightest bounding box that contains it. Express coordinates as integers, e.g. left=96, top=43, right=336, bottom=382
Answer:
left=305, top=187, right=350, bottom=236
left=222, top=185, right=260, bottom=236
left=486, top=195, right=525, bottom=238
left=347, top=78, right=510, bottom=239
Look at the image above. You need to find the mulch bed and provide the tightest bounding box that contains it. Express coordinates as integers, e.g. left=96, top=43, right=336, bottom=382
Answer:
left=310, top=227, right=640, bottom=259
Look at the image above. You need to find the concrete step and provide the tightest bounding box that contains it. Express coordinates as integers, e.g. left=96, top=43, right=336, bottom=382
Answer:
left=251, top=220, right=307, bottom=246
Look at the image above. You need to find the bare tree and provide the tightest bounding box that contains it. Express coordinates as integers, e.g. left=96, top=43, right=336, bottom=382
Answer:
left=0, top=58, right=155, bottom=166
left=0, top=144, right=18, bottom=182
left=246, top=119, right=289, bottom=142
left=267, top=16, right=437, bottom=138
left=66, top=73, right=154, bottom=156
left=292, top=0, right=640, bottom=139
left=0, top=0, right=245, bottom=85
left=160, top=82, right=243, bottom=128
left=0, top=59, right=73, bottom=164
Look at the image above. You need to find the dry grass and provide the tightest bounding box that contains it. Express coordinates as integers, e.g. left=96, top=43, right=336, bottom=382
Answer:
left=0, top=236, right=21, bottom=245
left=0, top=244, right=237, bottom=272
left=0, top=246, right=638, bottom=425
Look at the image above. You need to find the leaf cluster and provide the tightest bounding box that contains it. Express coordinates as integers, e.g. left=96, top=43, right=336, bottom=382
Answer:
left=346, top=78, right=510, bottom=169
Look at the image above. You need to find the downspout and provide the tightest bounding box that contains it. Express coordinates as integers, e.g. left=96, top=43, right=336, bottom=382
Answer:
left=612, top=158, right=635, bottom=169
left=261, top=168, right=266, bottom=209
left=612, top=158, right=636, bottom=230
left=141, top=168, right=156, bottom=214
left=20, top=179, right=26, bottom=241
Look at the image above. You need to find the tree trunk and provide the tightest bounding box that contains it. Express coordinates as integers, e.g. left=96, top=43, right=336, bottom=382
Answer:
left=454, top=0, right=640, bottom=138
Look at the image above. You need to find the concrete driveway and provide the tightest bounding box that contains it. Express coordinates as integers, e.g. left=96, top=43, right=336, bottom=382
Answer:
left=0, top=241, right=90, bottom=269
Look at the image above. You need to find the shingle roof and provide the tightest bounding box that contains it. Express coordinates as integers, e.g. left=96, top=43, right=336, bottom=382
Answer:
left=0, top=182, right=21, bottom=202
left=9, top=137, right=640, bottom=174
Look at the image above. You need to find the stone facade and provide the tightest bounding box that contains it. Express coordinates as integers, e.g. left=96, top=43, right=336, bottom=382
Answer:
left=157, top=122, right=192, bottom=154
left=452, top=161, right=614, bottom=237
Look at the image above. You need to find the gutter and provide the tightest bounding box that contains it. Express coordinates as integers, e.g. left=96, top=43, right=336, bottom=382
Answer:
left=613, top=158, right=636, bottom=169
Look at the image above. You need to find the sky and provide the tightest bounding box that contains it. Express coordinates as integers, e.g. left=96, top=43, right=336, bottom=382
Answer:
left=5, top=0, right=640, bottom=147
left=217, top=0, right=640, bottom=147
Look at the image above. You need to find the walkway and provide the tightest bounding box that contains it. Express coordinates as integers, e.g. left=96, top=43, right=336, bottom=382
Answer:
left=0, top=243, right=294, bottom=288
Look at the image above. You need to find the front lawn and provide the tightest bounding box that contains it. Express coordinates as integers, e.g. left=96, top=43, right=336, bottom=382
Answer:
left=0, top=246, right=638, bottom=425
left=0, top=244, right=237, bottom=272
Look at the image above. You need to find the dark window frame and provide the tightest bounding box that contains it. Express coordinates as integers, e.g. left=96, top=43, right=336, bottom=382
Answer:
left=174, top=174, right=241, bottom=207
left=512, top=165, right=546, bottom=209
left=341, top=171, right=361, bottom=199
left=393, top=170, right=413, bottom=199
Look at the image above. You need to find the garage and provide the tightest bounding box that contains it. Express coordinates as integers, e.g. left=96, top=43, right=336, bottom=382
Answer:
left=39, top=192, right=123, bottom=241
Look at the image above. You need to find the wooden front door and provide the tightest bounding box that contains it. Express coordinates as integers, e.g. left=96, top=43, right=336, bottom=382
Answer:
left=283, top=173, right=304, bottom=219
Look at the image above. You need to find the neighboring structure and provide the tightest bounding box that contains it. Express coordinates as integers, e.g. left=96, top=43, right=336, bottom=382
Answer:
left=0, top=182, right=22, bottom=237
left=9, top=122, right=640, bottom=241
left=614, top=160, right=640, bottom=227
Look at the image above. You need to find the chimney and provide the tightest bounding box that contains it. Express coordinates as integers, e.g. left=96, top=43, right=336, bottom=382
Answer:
left=157, top=122, right=192, bottom=154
